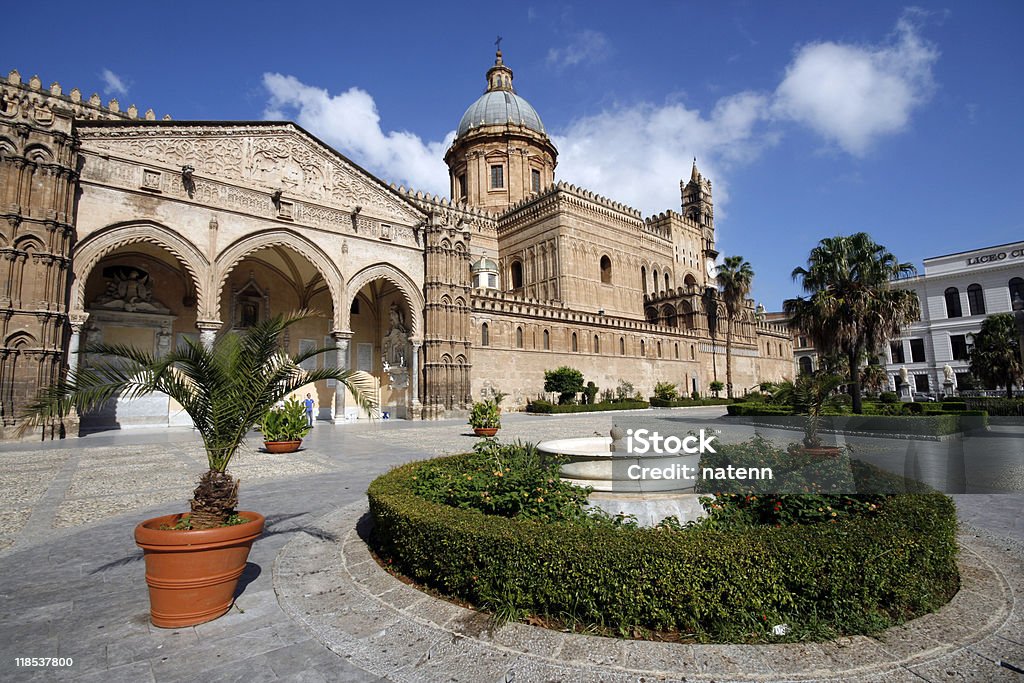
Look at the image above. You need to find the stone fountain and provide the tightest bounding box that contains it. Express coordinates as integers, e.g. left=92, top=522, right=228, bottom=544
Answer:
left=537, top=426, right=709, bottom=527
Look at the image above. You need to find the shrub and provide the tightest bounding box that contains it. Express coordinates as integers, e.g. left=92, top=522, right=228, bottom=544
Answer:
left=468, top=399, right=501, bottom=429
left=709, top=380, right=725, bottom=396
left=879, top=392, right=899, bottom=404
left=653, top=381, right=679, bottom=401
left=260, top=398, right=311, bottom=441
left=544, top=366, right=584, bottom=405
left=963, top=397, right=1024, bottom=416
left=691, top=390, right=700, bottom=400
left=583, top=381, right=599, bottom=405
left=615, top=379, right=635, bottom=401
left=904, top=402, right=924, bottom=414
left=368, top=454, right=958, bottom=642
left=726, top=403, right=794, bottom=417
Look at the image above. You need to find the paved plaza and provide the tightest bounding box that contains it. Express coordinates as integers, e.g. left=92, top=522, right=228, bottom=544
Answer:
left=0, top=408, right=1022, bottom=681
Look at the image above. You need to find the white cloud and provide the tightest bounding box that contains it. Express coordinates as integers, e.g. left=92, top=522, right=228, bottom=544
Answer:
left=262, top=73, right=452, bottom=195
left=771, top=12, right=938, bottom=155
left=100, top=68, right=128, bottom=96
left=552, top=91, right=773, bottom=214
left=547, top=30, right=611, bottom=69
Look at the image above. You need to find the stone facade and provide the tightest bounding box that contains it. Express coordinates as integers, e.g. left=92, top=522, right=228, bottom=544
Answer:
left=0, top=54, right=794, bottom=437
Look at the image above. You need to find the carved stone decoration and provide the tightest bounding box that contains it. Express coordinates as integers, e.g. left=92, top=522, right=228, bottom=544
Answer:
left=230, top=272, right=269, bottom=330
left=90, top=266, right=171, bottom=314
left=76, top=125, right=423, bottom=223
left=382, top=302, right=410, bottom=370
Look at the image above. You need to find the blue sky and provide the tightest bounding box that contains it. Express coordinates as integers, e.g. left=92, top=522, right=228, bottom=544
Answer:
left=4, top=1, right=1022, bottom=309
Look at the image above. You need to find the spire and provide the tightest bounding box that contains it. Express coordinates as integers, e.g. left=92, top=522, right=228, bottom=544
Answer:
left=486, top=43, right=515, bottom=93
left=690, top=158, right=700, bottom=182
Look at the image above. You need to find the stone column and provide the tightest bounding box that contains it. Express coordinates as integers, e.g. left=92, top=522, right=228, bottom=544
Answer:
left=196, top=320, right=222, bottom=350
left=410, top=341, right=422, bottom=419
left=67, top=313, right=88, bottom=375
left=332, top=330, right=352, bottom=424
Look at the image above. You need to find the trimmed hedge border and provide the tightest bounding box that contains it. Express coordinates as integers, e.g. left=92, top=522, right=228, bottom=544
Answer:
left=526, top=400, right=649, bottom=414
left=726, top=404, right=989, bottom=435
left=649, top=397, right=733, bottom=407
left=368, top=455, right=958, bottom=642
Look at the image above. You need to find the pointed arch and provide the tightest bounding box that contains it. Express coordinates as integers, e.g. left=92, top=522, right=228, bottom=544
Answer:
left=215, top=229, right=347, bottom=328
left=345, top=262, right=424, bottom=337
left=71, top=220, right=208, bottom=313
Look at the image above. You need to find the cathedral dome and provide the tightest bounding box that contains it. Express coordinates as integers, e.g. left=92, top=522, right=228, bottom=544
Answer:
left=455, top=49, right=546, bottom=138
left=457, top=91, right=545, bottom=137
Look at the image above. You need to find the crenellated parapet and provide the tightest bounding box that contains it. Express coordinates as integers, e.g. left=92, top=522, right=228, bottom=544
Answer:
left=1, top=69, right=170, bottom=128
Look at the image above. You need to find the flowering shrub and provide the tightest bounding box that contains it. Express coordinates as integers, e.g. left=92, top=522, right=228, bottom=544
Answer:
left=695, top=436, right=887, bottom=526
left=409, top=438, right=591, bottom=522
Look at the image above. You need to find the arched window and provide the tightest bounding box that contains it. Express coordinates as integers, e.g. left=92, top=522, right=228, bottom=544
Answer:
left=944, top=287, right=962, bottom=318
left=571, top=332, right=578, bottom=352
left=646, top=307, right=659, bottom=324
left=967, top=283, right=985, bottom=316
left=481, top=322, right=489, bottom=346
left=674, top=343, right=679, bottom=359
left=640, top=340, right=646, bottom=356
left=799, top=356, right=813, bottom=375
left=516, top=326, right=523, bottom=348
left=593, top=335, right=600, bottom=353
left=510, top=261, right=524, bottom=290
left=664, top=272, right=670, bottom=291
left=641, top=266, right=647, bottom=293
left=653, top=269, right=659, bottom=293
left=690, top=344, right=695, bottom=360
left=619, top=336, right=625, bottom=355
left=543, top=329, right=550, bottom=350
left=657, top=341, right=663, bottom=358
left=663, top=304, right=677, bottom=327
left=1010, top=277, right=1024, bottom=305
left=779, top=343, right=783, bottom=356
left=600, top=255, right=612, bottom=284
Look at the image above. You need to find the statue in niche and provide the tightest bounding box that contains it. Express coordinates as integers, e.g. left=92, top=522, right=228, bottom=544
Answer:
left=382, top=302, right=410, bottom=389
left=156, top=322, right=173, bottom=357
left=92, top=267, right=169, bottom=314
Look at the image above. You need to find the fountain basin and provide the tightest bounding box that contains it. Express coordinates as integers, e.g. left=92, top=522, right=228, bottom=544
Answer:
left=538, top=435, right=710, bottom=526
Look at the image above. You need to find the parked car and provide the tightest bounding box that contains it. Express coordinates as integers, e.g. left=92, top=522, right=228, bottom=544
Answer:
left=912, top=392, right=937, bottom=402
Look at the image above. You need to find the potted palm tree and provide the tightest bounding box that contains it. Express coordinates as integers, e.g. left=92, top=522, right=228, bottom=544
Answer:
left=261, top=397, right=311, bottom=453
left=469, top=398, right=501, bottom=436
left=18, top=312, right=376, bottom=628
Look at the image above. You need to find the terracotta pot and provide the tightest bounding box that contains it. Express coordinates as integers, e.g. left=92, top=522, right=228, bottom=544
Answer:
left=473, top=427, right=499, bottom=437
left=263, top=440, right=302, bottom=453
left=134, top=511, right=265, bottom=628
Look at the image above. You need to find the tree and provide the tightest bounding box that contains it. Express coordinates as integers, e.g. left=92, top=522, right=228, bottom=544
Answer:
left=18, top=312, right=376, bottom=528
left=716, top=256, right=754, bottom=399
left=544, top=366, right=585, bottom=404
left=784, top=233, right=919, bottom=414
left=772, top=372, right=846, bottom=448
left=969, top=313, right=1022, bottom=398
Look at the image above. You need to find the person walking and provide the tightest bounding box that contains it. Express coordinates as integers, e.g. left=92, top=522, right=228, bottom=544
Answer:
left=303, top=393, right=315, bottom=427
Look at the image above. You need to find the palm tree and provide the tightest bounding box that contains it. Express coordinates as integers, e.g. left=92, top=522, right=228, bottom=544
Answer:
left=716, top=256, right=754, bottom=399
left=969, top=313, right=1022, bottom=398
left=18, top=312, right=377, bottom=529
left=784, top=233, right=919, bottom=414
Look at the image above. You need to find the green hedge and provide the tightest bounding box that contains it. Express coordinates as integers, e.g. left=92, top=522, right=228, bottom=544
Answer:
left=650, top=397, right=733, bottom=407
left=963, top=397, right=1024, bottom=416
left=726, top=403, right=793, bottom=416
left=368, top=455, right=958, bottom=642
left=526, top=399, right=649, bottom=414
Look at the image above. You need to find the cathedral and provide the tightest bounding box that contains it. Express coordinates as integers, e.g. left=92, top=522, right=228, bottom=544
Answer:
left=0, top=51, right=793, bottom=436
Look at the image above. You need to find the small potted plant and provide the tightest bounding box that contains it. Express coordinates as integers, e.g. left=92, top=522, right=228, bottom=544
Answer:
left=469, top=398, right=501, bottom=436
left=261, top=397, right=311, bottom=453
left=19, top=312, right=376, bottom=628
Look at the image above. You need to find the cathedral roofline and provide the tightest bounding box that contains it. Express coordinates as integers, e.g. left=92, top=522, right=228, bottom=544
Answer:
left=76, top=118, right=427, bottom=222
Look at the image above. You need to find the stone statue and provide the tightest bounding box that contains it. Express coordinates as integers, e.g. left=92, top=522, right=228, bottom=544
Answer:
left=156, top=322, right=173, bottom=357
left=943, top=364, right=955, bottom=384
left=899, top=366, right=909, bottom=386
left=382, top=302, right=409, bottom=367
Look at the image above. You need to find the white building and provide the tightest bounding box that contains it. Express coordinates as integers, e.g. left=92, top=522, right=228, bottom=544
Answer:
left=886, top=241, right=1024, bottom=395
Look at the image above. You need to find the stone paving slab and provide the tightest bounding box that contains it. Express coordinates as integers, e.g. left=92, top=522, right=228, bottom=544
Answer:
left=275, top=501, right=1024, bottom=683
